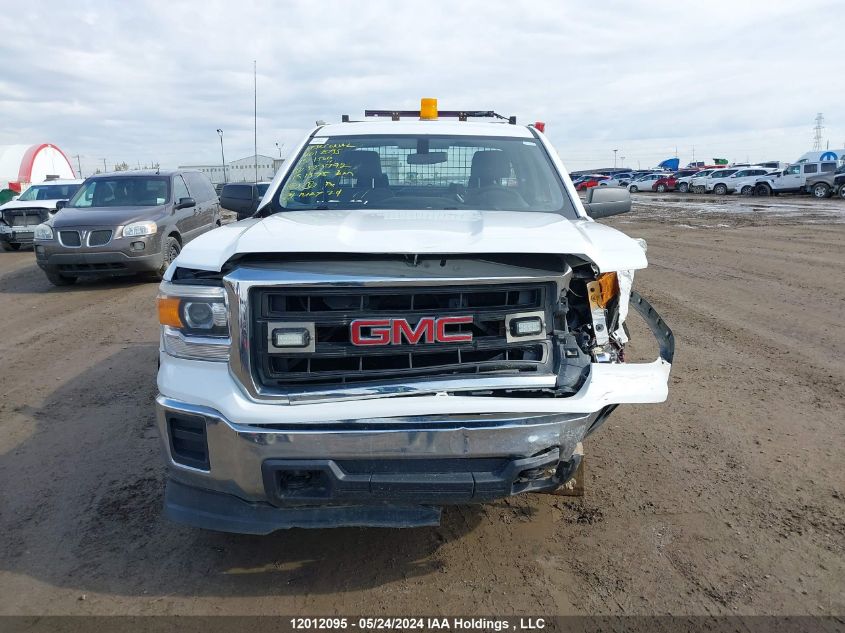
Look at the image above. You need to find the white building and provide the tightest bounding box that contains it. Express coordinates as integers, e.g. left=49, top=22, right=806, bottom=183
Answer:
left=179, top=154, right=282, bottom=185
left=796, top=149, right=845, bottom=163
left=0, top=143, right=76, bottom=192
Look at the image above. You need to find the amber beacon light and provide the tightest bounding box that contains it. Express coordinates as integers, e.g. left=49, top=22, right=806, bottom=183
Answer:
left=420, top=98, right=438, bottom=120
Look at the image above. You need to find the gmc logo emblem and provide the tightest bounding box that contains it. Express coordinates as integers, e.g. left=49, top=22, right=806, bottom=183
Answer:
left=351, top=316, right=473, bottom=346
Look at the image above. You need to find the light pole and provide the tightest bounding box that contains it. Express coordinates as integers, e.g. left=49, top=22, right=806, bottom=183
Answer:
left=275, top=142, right=284, bottom=158
left=216, top=129, right=227, bottom=183
left=613, top=148, right=618, bottom=169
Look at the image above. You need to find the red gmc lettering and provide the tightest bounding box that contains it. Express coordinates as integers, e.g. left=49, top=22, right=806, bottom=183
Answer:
left=435, top=316, right=474, bottom=343
left=393, top=317, right=434, bottom=344
left=350, top=319, right=391, bottom=345
left=350, top=316, right=473, bottom=345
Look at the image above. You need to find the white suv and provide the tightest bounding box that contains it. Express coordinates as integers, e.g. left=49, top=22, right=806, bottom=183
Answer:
left=154, top=100, right=673, bottom=533
left=707, top=167, right=773, bottom=195
left=689, top=168, right=739, bottom=194
left=0, top=178, right=83, bottom=251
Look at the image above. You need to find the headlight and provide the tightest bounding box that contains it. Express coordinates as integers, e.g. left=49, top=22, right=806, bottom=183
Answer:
left=157, top=283, right=229, bottom=361
left=122, top=221, right=157, bottom=237
left=34, top=224, right=54, bottom=240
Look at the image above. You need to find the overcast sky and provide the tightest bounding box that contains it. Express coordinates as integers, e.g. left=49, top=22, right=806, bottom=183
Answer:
left=1, top=0, right=843, bottom=175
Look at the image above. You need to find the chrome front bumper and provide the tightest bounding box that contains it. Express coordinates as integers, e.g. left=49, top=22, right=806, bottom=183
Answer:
left=156, top=395, right=602, bottom=531
left=156, top=395, right=599, bottom=501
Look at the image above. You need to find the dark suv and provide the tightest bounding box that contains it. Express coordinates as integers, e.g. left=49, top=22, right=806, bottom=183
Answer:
left=34, top=170, right=221, bottom=286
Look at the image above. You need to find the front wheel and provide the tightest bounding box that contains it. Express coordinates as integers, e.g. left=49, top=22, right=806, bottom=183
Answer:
left=156, top=236, right=181, bottom=280
left=656, top=184, right=667, bottom=193
left=1, top=242, right=21, bottom=251
left=45, top=270, right=77, bottom=286
left=740, top=185, right=753, bottom=195
left=812, top=183, right=830, bottom=198
left=839, top=186, right=845, bottom=200
left=755, top=183, right=772, bottom=196
left=678, top=182, right=689, bottom=193
left=629, top=185, right=639, bottom=193
left=714, top=184, right=728, bottom=195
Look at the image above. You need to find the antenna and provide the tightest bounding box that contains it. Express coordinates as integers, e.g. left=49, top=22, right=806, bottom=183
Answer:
left=812, top=113, right=825, bottom=151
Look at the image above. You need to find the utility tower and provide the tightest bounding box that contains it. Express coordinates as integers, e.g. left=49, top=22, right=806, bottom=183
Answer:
left=812, top=113, right=825, bottom=151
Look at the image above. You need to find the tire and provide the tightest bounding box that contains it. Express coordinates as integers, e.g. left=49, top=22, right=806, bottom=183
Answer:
left=629, top=185, right=639, bottom=193
left=714, top=183, right=728, bottom=195
left=156, top=236, right=181, bottom=280
left=678, top=182, right=689, bottom=193
left=656, top=184, right=667, bottom=193
left=755, top=183, right=772, bottom=196
left=839, top=186, right=845, bottom=200
left=1, top=242, right=21, bottom=251
left=740, top=185, right=753, bottom=195
left=811, top=183, right=830, bottom=198
left=45, top=270, right=77, bottom=286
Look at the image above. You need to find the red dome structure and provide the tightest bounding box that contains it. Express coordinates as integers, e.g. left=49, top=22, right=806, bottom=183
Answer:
left=0, top=143, right=76, bottom=192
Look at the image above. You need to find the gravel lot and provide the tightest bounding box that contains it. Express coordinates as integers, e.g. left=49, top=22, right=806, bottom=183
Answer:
left=0, top=195, right=842, bottom=616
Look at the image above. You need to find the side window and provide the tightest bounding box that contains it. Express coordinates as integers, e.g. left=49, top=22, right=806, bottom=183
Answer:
left=786, top=165, right=800, bottom=175
left=173, top=175, right=190, bottom=201
left=820, top=163, right=835, bottom=173
left=184, top=172, right=212, bottom=202
left=803, top=164, right=818, bottom=174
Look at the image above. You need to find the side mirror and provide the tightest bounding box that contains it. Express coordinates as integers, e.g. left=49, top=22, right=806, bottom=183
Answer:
left=55, top=200, right=67, bottom=211
left=583, top=186, right=631, bottom=219
left=175, top=197, right=196, bottom=210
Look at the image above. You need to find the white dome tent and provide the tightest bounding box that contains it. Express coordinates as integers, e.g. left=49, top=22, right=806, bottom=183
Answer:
left=0, top=143, right=76, bottom=192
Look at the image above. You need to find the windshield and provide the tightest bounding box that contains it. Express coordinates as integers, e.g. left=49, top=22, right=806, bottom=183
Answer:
left=272, top=134, right=574, bottom=217
left=68, top=177, right=170, bottom=208
left=18, top=183, right=80, bottom=201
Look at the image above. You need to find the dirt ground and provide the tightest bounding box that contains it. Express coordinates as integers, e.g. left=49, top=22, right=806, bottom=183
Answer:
left=0, top=194, right=842, bottom=617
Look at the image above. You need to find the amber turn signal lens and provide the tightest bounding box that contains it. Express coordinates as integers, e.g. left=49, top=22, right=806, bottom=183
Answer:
left=157, top=296, right=183, bottom=327
left=595, top=272, right=618, bottom=308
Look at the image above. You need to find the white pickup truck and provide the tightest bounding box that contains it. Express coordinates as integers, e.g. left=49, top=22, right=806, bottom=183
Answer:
left=155, top=101, right=674, bottom=533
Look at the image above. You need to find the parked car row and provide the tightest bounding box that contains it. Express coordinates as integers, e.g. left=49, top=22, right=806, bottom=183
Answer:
left=599, top=160, right=845, bottom=199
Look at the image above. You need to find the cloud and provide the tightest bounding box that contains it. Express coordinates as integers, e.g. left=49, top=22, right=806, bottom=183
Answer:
left=0, top=0, right=842, bottom=174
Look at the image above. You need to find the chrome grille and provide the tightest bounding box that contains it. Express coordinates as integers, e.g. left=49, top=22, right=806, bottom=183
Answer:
left=251, top=283, right=553, bottom=389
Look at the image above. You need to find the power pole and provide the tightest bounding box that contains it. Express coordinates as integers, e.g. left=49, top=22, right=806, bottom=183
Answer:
left=812, top=113, right=824, bottom=151
left=73, top=154, right=82, bottom=177
left=102, top=158, right=107, bottom=172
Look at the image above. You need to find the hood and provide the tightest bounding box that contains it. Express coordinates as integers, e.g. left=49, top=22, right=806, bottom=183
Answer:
left=174, top=209, right=648, bottom=274
left=0, top=199, right=61, bottom=212
left=50, top=205, right=167, bottom=228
